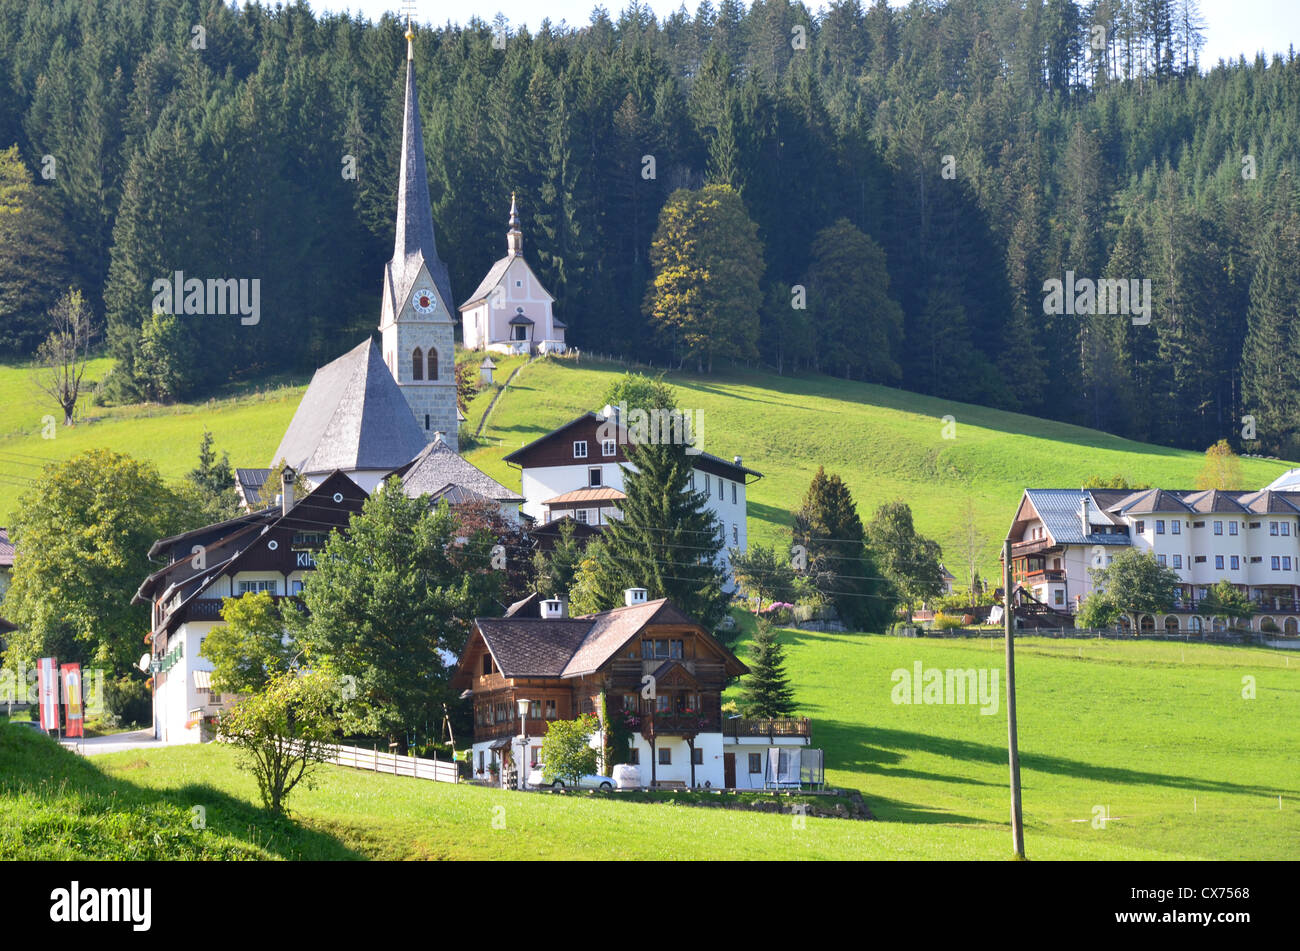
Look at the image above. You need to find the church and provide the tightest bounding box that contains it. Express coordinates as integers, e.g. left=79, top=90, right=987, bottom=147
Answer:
left=138, top=23, right=528, bottom=744
left=242, top=21, right=510, bottom=499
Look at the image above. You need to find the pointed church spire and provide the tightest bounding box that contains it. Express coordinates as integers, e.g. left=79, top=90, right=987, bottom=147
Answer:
left=507, top=192, right=522, bottom=258
left=386, top=17, right=453, bottom=323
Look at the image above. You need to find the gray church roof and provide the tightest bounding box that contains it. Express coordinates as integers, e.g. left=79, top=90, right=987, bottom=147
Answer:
left=460, top=256, right=511, bottom=310
left=272, top=338, right=429, bottom=475
left=386, top=53, right=454, bottom=319
left=399, top=433, right=523, bottom=502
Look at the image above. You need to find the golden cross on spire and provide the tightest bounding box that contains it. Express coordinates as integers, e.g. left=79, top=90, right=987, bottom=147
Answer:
left=402, top=0, right=416, bottom=57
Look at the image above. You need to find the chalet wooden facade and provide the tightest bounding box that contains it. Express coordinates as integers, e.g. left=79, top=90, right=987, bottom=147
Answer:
left=452, top=590, right=810, bottom=789
left=132, top=470, right=367, bottom=743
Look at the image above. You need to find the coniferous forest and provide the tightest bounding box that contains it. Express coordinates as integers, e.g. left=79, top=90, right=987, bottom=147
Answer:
left=1, top=0, right=1298, bottom=454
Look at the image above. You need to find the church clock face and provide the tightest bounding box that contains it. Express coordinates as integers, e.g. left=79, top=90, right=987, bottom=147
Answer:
left=412, top=288, right=437, bottom=314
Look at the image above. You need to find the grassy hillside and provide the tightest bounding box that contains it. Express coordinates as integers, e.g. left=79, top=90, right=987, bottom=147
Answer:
left=5, top=632, right=1294, bottom=860
left=464, top=356, right=1295, bottom=575
left=0, top=359, right=307, bottom=520
left=2, top=354, right=1293, bottom=576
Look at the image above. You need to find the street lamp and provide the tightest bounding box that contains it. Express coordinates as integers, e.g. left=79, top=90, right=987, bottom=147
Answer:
left=516, top=698, right=531, bottom=791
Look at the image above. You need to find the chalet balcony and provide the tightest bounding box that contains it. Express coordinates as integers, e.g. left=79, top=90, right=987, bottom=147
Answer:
left=474, top=717, right=556, bottom=741
left=1010, top=539, right=1058, bottom=558
left=722, top=717, right=811, bottom=740
left=1024, top=569, right=1066, bottom=583
left=641, top=711, right=721, bottom=736
left=171, top=595, right=293, bottom=625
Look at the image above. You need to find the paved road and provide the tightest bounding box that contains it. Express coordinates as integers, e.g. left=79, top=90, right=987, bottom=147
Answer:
left=59, top=728, right=160, bottom=756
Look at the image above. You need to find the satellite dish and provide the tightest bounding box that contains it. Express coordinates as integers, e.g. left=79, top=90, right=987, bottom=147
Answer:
left=137, top=653, right=151, bottom=673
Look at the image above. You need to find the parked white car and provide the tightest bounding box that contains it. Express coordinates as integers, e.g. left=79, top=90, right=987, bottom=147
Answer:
left=527, top=765, right=614, bottom=790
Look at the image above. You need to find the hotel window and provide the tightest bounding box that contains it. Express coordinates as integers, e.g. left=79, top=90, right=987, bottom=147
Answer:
left=1214, top=521, right=1223, bottom=535
left=732, top=482, right=737, bottom=504
left=1270, top=521, right=1279, bottom=535
left=732, top=524, right=738, bottom=545
left=291, top=580, right=304, bottom=595
left=237, top=580, right=278, bottom=595
left=573, top=440, right=588, bottom=459
left=628, top=748, right=640, bottom=765
left=1136, top=521, right=1145, bottom=534
left=602, top=439, right=616, bottom=456
left=692, top=748, right=704, bottom=765
left=482, top=654, right=492, bottom=675
left=529, top=700, right=541, bottom=719
left=704, top=478, right=710, bottom=499
left=689, top=472, right=695, bottom=490
left=1271, top=556, right=1281, bottom=570
left=1173, top=555, right=1182, bottom=568
left=545, top=700, right=557, bottom=719
left=1157, top=554, right=1167, bottom=566
left=1286, top=557, right=1294, bottom=571
left=718, top=477, right=723, bottom=497
left=659, top=748, right=671, bottom=766
left=1230, top=556, right=1239, bottom=570
left=1284, top=524, right=1292, bottom=536
left=589, top=467, right=602, bottom=487
left=1229, top=522, right=1238, bottom=535
left=1192, top=521, right=1205, bottom=528
left=1215, top=555, right=1224, bottom=570
left=1249, top=521, right=1261, bottom=529
left=623, top=693, right=637, bottom=711
left=670, top=639, right=683, bottom=659
left=1194, top=556, right=1206, bottom=563
left=575, top=509, right=589, bottom=524
left=656, top=695, right=671, bottom=713
left=1171, top=521, right=1180, bottom=534
left=1054, top=590, right=1064, bottom=605
left=530, top=746, right=540, bottom=768
left=1156, top=520, right=1165, bottom=534
left=748, top=753, right=762, bottom=774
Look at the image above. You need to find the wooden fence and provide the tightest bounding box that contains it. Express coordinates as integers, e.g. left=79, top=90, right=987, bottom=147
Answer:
left=325, top=742, right=459, bottom=783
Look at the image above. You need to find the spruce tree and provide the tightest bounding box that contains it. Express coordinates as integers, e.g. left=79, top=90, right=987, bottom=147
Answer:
left=793, top=466, right=894, bottom=632
left=601, top=435, right=731, bottom=629
left=739, top=618, right=796, bottom=718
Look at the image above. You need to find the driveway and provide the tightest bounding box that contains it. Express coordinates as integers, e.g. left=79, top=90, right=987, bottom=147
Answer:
left=60, top=728, right=160, bottom=756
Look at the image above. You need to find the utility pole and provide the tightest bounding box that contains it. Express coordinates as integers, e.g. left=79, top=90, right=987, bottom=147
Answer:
left=1003, top=537, right=1026, bottom=859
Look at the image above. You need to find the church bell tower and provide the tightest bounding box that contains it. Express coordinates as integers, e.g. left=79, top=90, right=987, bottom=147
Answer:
left=378, top=19, right=458, bottom=449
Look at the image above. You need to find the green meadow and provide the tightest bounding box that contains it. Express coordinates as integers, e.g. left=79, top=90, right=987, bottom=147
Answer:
left=2, top=354, right=1292, bottom=576
left=4, top=631, right=1295, bottom=860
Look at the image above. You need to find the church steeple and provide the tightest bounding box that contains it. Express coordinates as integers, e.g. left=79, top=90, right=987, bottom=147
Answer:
left=507, top=192, right=522, bottom=258
left=379, top=17, right=458, bottom=451
left=384, top=17, right=453, bottom=325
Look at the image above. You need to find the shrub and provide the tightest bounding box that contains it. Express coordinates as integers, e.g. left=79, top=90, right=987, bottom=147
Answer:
left=931, top=612, right=964, bottom=630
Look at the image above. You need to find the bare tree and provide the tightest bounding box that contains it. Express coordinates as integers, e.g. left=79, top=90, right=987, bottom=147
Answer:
left=32, top=288, right=92, bottom=426
left=961, top=495, right=987, bottom=596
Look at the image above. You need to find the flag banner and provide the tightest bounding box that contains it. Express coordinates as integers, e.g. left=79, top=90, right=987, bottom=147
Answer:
left=37, top=658, right=59, bottom=731
left=61, top=663, right=83, bottom=738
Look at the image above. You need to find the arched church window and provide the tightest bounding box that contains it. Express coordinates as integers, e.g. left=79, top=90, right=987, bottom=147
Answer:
left=412, top=348, right=424, bottom=381
left=427, top=349, right=438, bottom=380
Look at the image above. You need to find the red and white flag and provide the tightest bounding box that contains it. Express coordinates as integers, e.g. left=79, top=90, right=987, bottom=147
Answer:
left=37, top=657, right=60, bottom=731
left=61, top=663, right=83, bottom=738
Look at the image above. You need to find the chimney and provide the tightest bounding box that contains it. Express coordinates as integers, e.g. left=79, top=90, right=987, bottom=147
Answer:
left=1080, top=491, right=1090, bottom=537
left=624, top=587, right=648, bottom=607
left=541, top=597, right=566, bottom=619
left=281, top=466, right=296, bottom=517
left=733, top=455, right=742, bottom=466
